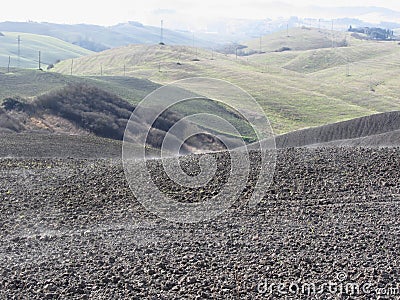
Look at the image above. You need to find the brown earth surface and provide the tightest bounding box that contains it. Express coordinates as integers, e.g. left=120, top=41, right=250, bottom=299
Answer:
left=0, top=132, right=399, bottom=299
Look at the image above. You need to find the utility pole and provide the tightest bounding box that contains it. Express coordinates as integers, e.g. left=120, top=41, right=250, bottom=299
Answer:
left=192, top=32, right=198, bottom=59
left=318, top=19, right=321, bottom=31
left=38, top=51, right=41, bottom=70
left=17, top=35, right=21, bottom=67
left=124, top=64, right=126, bottom=76
left=7, top=56, right=10, bottom=73
left=159, top=20, right=164, bottom=45
left=286, top=24, right=289, bottom=37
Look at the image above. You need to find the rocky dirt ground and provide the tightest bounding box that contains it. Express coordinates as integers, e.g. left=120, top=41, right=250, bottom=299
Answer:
left=0, top=134, right=399, bottom=299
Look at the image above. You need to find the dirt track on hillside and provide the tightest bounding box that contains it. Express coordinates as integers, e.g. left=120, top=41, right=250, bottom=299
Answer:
left=0, top=133, right=399, bottom=299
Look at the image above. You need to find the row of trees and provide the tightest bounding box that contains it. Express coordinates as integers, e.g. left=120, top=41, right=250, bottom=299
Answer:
left=348, top=26, right=395, bottom=40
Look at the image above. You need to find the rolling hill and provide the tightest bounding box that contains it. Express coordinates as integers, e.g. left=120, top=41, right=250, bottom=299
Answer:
left=0, top=32, right=93, bottom=69
left=0, top=84, right=244, bottom=153
left=0, top=69, right=256, bottom=143
left=51, top=28, right=400, bottom=134
left=0, top=21, right=217, bottom=52
left=0, top=68, right=160, bottom=101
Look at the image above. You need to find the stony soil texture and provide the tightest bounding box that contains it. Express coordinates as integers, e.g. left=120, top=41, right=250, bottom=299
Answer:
left=0, top=145, right=399, bottom=299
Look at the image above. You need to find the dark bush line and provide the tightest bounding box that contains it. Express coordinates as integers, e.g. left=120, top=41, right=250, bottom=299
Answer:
left=34, top=84, right=135, bottom=140
left=349, top=26, right=395, bottom=40
left=2, top=97, right=31, bottom=112
left=1, top=84, right=226, bottom=152
left=274, top=47, right=291, bottom=52
left=1, top=84, right=188, bottom=144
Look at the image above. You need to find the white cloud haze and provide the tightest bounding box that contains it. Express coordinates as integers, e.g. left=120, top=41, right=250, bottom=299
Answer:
left=0, top=0, right=400, bottom=27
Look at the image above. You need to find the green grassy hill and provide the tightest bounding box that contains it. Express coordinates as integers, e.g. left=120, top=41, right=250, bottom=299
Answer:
left=0, top=68, right=159, bottom=101
left=0, top=32, right=93, bottom=69
left=51, top=30, right=400, bottom=134
left=0, top=68, right=256, bottom=143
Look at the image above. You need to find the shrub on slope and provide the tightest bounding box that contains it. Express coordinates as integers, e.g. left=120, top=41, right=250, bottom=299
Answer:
left=1, top=84, right=229, bottom=152
left=35, top=84, right=134, bottom=140
left=0, top=108, right=24, bottom=133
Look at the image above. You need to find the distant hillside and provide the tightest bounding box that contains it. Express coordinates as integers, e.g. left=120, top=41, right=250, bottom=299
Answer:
left=51, top=39, right=400, bottom=134
left=0, top=32, right=93, bottom=69
left=0, top=68, right=255, bottom=144
left=0, top=21, right=217, bottom=52
left=244, top=27, right=349, bottom=53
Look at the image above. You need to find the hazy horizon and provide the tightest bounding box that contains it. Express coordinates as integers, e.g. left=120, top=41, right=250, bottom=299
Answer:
left=1, top=1, right=400, bottom=30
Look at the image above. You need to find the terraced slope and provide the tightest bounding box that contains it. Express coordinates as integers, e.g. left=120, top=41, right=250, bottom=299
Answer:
left=311, top=129, right=400, bottom=147
left=275, top=111, right=400, bottom=148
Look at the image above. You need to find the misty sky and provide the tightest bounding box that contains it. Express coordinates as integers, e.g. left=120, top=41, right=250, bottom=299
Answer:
left=1, top=0, right=400, bottom=28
